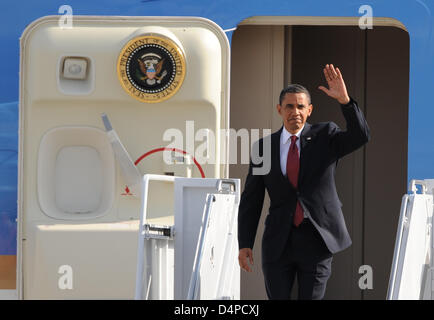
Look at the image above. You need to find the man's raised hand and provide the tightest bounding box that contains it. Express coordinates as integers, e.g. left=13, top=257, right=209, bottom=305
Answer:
left=318, top=64, right=350, bottom=104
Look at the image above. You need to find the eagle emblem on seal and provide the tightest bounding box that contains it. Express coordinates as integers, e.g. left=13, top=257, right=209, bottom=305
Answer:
left=117, top=34, right=186, bottom=103
left=136, top=53, right=168, bottom=86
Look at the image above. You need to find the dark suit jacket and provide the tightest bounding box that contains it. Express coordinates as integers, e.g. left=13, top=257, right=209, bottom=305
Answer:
left=238, top=97, right=370, bottom=263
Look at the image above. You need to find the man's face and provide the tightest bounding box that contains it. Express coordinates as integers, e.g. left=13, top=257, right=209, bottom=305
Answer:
left=277, top=92, right=313, bottom=134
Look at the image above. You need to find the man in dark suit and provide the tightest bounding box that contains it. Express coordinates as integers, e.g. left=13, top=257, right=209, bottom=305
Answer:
left=238, top=64, right=370, bottom=300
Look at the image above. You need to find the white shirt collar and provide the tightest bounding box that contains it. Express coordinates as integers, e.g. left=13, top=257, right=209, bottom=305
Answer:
left=281, top=124, right=305, bottom=144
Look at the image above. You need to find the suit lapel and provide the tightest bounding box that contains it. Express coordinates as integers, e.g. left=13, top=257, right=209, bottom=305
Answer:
left=272, top=126, right=284, bottom=180
left=298, top=122, right=313, bottom=187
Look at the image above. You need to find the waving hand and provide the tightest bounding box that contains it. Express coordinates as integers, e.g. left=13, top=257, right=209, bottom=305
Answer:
left=318, top=64, right=350, bottom=104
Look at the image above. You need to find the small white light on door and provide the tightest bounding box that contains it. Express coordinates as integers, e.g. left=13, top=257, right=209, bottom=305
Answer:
left=63, top=58, right=88, bottom=80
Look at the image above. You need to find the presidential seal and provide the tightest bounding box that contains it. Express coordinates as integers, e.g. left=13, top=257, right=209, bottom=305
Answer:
left=117, top=34, right=186, bottom=103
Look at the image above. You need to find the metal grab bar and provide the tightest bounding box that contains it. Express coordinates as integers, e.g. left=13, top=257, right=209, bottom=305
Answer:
left=135, top=174, right=176, bottom=300
left=187, top=194, right=216, bottom=299
left=387, top=195, right=410, bottom=299
left=217, top=179, right=236, bottom=193
left=409, top=179, right=427, bottom=194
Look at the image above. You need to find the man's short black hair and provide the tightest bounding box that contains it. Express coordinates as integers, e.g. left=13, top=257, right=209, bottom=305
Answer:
left=279, top=84, right=311, bottom=106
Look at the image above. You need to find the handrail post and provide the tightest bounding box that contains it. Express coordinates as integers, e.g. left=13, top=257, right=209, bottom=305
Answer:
left=409, top=179, right=427, bottom=194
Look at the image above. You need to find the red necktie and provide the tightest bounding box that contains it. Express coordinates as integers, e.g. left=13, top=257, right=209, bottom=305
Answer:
left=286, top=136, right=304, bottom=227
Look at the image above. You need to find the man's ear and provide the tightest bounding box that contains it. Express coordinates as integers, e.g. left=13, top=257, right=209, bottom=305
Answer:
left=276, top=104, right=282, bottom=115
left=308, top=104, right=313, bottom=116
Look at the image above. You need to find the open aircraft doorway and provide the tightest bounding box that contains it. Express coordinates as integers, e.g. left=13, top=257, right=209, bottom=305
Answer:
left=230, top=19, right=409, bottom=300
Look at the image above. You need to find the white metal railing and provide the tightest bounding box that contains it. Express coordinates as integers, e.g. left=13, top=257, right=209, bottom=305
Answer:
left=387, top=194, right=410, bottom=299
left=135, top=174, right=175, bottom=300
left=388, top=179, right=434, bottom=299
left=187, top=179, right=238, bottom=300
left=135, top=175, right=240, bottom=300
left=187, top=193, right=216, bottom=299
left=409, top=179, right=428, bottom=194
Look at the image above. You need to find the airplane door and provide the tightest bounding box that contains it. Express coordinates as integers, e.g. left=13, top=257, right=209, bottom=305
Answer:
left=18, top=16, right=230, bottom=299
